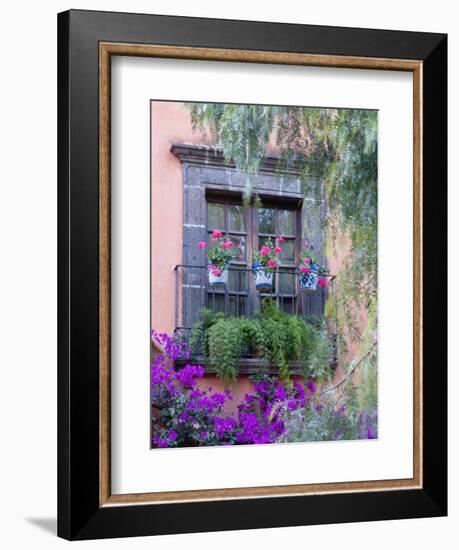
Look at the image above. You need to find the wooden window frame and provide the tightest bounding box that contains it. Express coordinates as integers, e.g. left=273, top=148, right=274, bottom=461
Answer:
left=205, top=191, right=304, bottom=317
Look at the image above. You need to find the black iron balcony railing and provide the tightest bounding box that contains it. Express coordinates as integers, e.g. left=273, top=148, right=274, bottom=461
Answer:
left=173, top=264, right=338, bottom=367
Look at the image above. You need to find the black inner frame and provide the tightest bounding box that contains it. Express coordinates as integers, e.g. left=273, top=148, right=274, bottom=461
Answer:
left=58, top=9, right=447, bottom=541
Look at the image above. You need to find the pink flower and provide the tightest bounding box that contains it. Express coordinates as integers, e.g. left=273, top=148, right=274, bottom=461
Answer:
left=303, top=257, right=311, bottom=263
left=211, top=230, right=223, bottom=239
left=318, top=277, right=327, bottom=288
left=198, top=241, right=207, bottom=249
left=304, top=241, right=310, bottom=248
left=260, top=245, right=271, bottom=257
left=267, top=259, right=277, bottom=269
left=300, top=265, right=310, bottom=273
left=274, top=246, right=282, bottom=253
left=221, top=241, right=234, bottom=249
left=276, top=236, right=285, bottom=243
left=211, top=268, right=222, bottom=277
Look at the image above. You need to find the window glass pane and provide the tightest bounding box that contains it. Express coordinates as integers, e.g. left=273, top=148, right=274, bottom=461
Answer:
left=278, top=209, right=295, bottom=235
left=258, top=208, right=275, bottom=234
left=207, top=203, right=225, bottom=230
left=207, top=232, right=225, bottom=250
left=229, top=234, right=246, bottom=261
left=228, top=205, right=245, bottom=232
left=280, top=239, right=295, bottom=263
left=207, top=292, right=225, bottom=313
left=258, top=236, right=275, bottom=250
left=279, top=271, right=295, bottom=294
left=279, top=298, right=295, bottom=315
left=228, top=268, right=247, bottom=292
left=229, top=295, right=247, bottom=318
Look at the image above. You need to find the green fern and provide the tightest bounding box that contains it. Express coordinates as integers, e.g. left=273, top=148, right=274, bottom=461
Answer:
left=195, top=300, right=332, bottom=384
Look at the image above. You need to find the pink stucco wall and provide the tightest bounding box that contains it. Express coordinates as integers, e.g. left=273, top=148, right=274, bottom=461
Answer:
left=150, top=101, right=212, bottom=334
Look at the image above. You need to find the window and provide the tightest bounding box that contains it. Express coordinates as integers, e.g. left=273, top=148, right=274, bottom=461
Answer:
left=257, top=205, right=298, bottom=314
left=206, top=196, right=301, bottom=316
left=173, top=143, right=325, bottom=345
left=207, top=199, right=249, bottom=316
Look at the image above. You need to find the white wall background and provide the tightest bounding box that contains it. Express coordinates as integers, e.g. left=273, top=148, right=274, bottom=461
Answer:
left=0, top=1, right=455, bottom=548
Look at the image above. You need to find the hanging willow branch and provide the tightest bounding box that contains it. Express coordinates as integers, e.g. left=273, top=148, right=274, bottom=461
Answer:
left=316, top=341, right=378, bottom=398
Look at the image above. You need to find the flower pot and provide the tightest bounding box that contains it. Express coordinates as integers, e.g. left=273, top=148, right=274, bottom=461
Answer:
left=208, top=267, right=228, bottom=285
left=299, top=265, right=319, bottom=292
left=252, top=262, right=274, bottom=291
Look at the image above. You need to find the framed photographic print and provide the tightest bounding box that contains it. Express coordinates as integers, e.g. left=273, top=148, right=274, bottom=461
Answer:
left=58, top=9, right=447, bottom=540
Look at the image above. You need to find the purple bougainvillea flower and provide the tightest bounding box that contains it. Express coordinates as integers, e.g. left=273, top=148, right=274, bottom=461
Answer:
left=214, top=416, right=237, bottom=438
left=254, top=380, right=270, bottom=396
left=178, top=412, right=189, bottom=423
left=176, top=364, right=204, bottom=388
left=294, top=382, right=306, bottom=400
left=210, top=393, right=226, bottom=409
left=287, top=399, right=298, bottom=411
left=274, top=383, right=287, bottom=401
left=153, top=433, right=170, bottom=448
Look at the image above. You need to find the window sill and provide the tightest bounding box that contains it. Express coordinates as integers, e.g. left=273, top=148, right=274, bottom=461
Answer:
left=174, top=357, right=314, bottom=376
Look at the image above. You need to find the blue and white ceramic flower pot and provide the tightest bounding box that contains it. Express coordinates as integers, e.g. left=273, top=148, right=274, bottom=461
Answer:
left=208, top=267, right=228, bottom=285
left=252, top=262, right=273, bottom=291
left=299, top=264, right=320, bottom=292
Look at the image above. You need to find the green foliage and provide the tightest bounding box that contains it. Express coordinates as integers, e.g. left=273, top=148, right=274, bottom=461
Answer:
left=188, top=103, right=275, bottom=202
left=253, top=237, right=280, bottom=271
left=191, top=300, right=332, bottom=384
left=207, top=316, right=247, bottom=384
left=206, top=237, right=234, bottom=269
left=281, top=391, right=360, bottom=443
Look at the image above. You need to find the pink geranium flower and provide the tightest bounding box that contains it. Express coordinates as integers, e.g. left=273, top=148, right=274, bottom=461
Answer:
left=211, top=267, right=222, bottom=277
left=276, top=236, right=285, bottom=243
left=318, top=277, right=327, bottom=288
left=221, top=241, right=234, bottom=249
left=260, top=245, right=271, bottom=257
left=211, top=230, right=223, bottom=238
left=303, top=257, right=311, bottom=263
left=274, top=246, right=282, bottom=253
left=300, top=265, right=310, bottom=273
left=198, top=241, right=207, bottom=249
left=267, top=259, right=277, bottom=269
left=304, top=241, right=310, bottom=248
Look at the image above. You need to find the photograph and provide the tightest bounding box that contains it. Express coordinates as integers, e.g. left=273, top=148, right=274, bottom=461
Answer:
left=150, top=101, right=379, bottom=449
left=53, top=7, right=447, bottom=541
left=0, top=0, right=452, bottom=545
